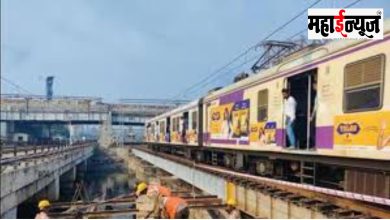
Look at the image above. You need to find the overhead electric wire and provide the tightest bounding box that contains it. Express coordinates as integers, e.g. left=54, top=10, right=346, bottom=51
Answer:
left=173, top=0, right=323, bottom=99
left=288, top=0, right=363, bottom=39
left=176, top=0, right=364, bottom=99
left=1, top=76, right=33, bottom=94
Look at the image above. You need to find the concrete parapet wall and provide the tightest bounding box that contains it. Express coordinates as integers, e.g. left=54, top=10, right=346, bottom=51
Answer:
left=0, top=145, right=94, bottom=217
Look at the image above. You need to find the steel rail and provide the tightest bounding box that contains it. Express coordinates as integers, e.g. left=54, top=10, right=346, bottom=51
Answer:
left=50, top=194, right=218, bottom=208
left=49, top=203, right=228, bottom=218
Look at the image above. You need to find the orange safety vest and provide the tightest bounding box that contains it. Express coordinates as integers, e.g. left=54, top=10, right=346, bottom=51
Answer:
left=157, top=185, right=172, bottom=197
left=147, top=184, right=172, bottom=197
left=164, top=197, right=187, bottom=219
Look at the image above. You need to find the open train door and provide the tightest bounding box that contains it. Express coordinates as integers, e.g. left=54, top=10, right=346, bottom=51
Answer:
left=182, top=112, right=189, bottom=143
left=166, top=117, right=171, bottom=142
left=285, top=69, right=317, bottom=150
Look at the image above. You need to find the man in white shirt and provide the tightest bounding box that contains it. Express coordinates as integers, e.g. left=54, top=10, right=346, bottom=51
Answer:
left=282, top=88, right=297, bottom=149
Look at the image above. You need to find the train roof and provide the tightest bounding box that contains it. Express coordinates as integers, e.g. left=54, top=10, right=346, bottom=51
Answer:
left=204, top=18, right=390, bottom=102
left=146, top=99, right=199, bottom=123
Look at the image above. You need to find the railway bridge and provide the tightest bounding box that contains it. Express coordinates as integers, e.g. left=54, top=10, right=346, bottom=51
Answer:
left=0, top=141, right=95, bottom=218
left=0, top=94, right=183, bottom=146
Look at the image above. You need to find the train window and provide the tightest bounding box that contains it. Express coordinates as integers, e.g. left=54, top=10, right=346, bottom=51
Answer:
left=160, top=121, right=165, bottom=135
left=192, top=111, right=198, bottom=130
left=172, top=117, right=179, bottom=132
left=344, top=54, right=385, bottom=112
left=257, top=89, right=268, bottom=121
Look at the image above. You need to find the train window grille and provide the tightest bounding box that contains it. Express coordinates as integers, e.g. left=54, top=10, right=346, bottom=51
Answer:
left=343, top=54, right=385, bottom=113
left=257, top=89, right=269, bottom=122
left=192, top=111, right=198, bottom=130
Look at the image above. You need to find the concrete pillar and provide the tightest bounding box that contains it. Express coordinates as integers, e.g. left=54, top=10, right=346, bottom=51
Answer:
left=59, top=166, right=77, bottom=200
left=76, top=161, right=87, bottom=180
left=1, top=207, right=17, bottom=219
left=0, top=122, right=6, bottom=139
left=47, top=176, right=60, bottom=201
left=59, top=166, right=77, bottom=181
left=99, top=111, right=113, bottom=147
left=68, top=123, right=74, bottom=145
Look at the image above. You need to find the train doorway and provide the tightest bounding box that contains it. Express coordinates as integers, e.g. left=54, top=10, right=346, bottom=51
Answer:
left=286, top=69, right=317, bottom=150
left=182, top=112, right=189, bottom=143
left=166, top=117, right=171, bottom=142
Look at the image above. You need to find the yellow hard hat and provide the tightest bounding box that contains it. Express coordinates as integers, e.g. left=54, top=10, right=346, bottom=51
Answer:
left=227, top=198, right=236, bottom=206
left=38, top=199, right=50, bottom=210
left=136, top=182, right=148, bottom=195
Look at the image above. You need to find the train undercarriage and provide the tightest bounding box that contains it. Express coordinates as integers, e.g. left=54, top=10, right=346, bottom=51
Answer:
left=147, top=143, right=390, bottom=200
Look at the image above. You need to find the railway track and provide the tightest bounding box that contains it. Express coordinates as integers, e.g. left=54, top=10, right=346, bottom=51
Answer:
left=136, top=146, right=390, bottom=219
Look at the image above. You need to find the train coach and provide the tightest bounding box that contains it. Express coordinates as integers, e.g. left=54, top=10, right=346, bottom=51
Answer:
left=145, top=20, right=390, bottom=199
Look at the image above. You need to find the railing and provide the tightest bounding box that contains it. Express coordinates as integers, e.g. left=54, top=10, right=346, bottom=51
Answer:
left=0, top=141, right=96, bottom=166
left=0, top=93, right=103, bottom=101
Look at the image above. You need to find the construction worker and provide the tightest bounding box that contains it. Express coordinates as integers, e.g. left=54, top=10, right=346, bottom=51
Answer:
left=135, top=182, right=160, bottom=218
left=35, top=199, right=50, bottom=219
left=160, top=196, right=189, bottom=219
left=148, top=183, right=173, bottom=218
left=225, top=199, right=240, bottom=219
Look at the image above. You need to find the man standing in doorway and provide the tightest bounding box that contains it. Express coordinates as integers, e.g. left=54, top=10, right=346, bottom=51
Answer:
left=282, top=88, right=297, bottom=149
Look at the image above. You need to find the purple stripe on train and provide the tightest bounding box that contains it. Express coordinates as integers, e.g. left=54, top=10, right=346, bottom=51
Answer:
left=210, top=139, right=237, bottom=144
left=316, top=126, right=333, bottom=149
left=239, top=140, right=249, bottom=145
left=276, top=126, right=333, bottom=149
left=219, top=90, right=244, bottom=105
left=203, top=132, right=210, bottom=143
left=276, top=129, right=285, bottom=147
left=204, top=126, right=333, bottom=148
left=208, top=139, right=250, bottom=145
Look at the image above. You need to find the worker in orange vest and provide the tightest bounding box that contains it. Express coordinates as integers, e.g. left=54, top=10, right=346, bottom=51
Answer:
left=145, top=182, right=172, bottom=218
left=160, top=196, right=189, bottom=219
left=147, top=183, right=172, bottom=197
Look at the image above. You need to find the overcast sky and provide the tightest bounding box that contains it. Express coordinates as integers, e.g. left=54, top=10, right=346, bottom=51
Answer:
left=1, top=0, right=389, bottom=101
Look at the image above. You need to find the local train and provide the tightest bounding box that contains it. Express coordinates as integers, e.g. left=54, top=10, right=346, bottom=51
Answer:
left=145, top=20, right=390, bottom=199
